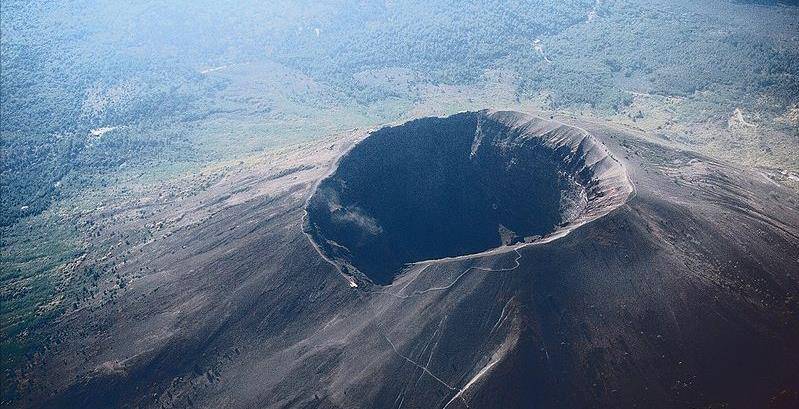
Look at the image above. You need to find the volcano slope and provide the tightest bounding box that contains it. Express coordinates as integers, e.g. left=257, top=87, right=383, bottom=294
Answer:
left=20, top=111, right=799, bottom=409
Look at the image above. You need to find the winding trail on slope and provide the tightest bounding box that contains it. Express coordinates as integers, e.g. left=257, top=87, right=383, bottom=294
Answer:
left=360, top=248, right=526, bottom=409
left=365, top=248, right=523, bottom=300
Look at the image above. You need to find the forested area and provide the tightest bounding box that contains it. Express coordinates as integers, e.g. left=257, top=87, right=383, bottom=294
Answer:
left=3, top=0, right=797, bottom=224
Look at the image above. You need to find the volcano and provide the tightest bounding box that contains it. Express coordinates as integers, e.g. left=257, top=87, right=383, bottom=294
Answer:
left=28, top=111, right=799, bottom=409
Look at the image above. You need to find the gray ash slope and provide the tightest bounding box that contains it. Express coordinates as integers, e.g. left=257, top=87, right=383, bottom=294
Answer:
left=24, top=112, right=799, bottom=409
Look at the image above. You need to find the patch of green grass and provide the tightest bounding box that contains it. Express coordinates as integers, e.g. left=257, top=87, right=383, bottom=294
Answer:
left=1, top=207, right=82, bottom=397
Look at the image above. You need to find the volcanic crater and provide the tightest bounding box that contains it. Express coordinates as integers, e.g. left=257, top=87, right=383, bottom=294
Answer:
left=305, top=110, right=633, bottom=285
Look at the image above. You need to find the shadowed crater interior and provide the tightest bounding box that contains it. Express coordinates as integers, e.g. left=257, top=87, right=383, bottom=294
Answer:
left=306, top=110, right=632, bottom=285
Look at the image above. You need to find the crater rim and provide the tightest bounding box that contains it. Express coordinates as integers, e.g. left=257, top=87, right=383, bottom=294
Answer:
left=304, top=109, right=634, bottom=286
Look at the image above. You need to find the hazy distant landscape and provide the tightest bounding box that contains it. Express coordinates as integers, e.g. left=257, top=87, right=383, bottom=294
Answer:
left=2, top=1, right=798, bottom=407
